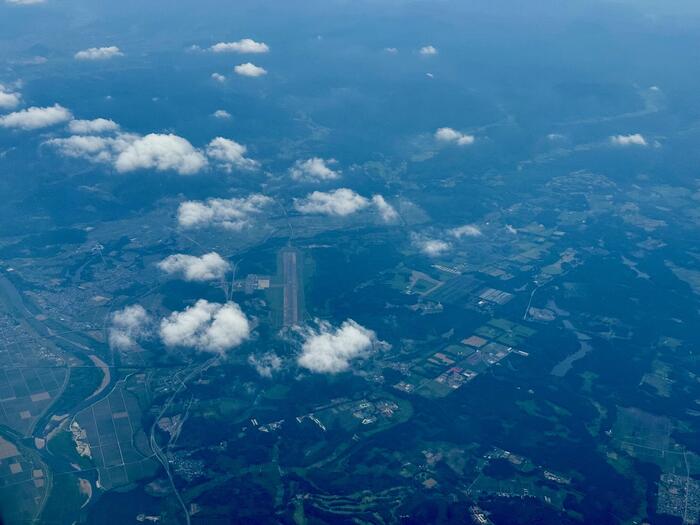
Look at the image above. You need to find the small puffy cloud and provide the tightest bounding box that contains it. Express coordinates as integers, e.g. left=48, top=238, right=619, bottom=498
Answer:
left=158, top=252, right=230, bottom=282
left=371, top=195, right=399, bottom=223
left=0, top=85, right=21, bottom=110
left=610, top=133, right=647, bottom=147
left=115, top=133, right=208, bottom=175
left=384, top=47, right=398, bottom=54
left=435, top=127, right=475, bottom=146
left=212, top=109, right=231, bottom=119
left=0, top=104, right=72, bottom=130
left=46, top=132, right=138, bottom=164
left=295, top=188, right=370, bottom=217
left=449, top=224, right=482, bottom=238
left=419, top=45, right=438, bottom=56
left=178, top=193, right=272, bottom=230
left=210, top=39, right=269, bottom=54
left=289, top=157, right=340, bottom=182
left=68, top=118, right=119, bottom=134
left=420, top=239, right=451, bottom=256
left=206, top=137, right=258, bottom=172
left=234, top=63, right=267, bottom=77
left=211, top=73, right=226, bottom=83
left=298, top=319, right=376, bottom=374
left=109, top=305, right=151, bottom=350
left=49, top=132, right=231, bottom=176
left=74, top=46, right=123, bottom=61
left=160, top=299, right=250, bottom=355
left=411, top=233, right=451, bottom=257
left=248, top=352, right=282, bottom=378
left=47, top=135, right=116, bottom=162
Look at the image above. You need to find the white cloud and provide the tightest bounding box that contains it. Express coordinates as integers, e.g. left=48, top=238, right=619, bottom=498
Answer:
left=212, top=109, right=231, bottom=119
left=248, top=352, right=282, bottom=378
left=449, top=224, right=482, bottom=238
left=435, top=127, right=475, bottom=146
left=295, top=188, right=370, bottom=217
left=206, top=137, right=258, bottom=172
left=5, top=0, right=45, bottom=4
left=50, top=125, right=252, bottom=177
left=289, top=157, right=340, bottom=182
left=411, top=233, right=451, bottom=257
left=371, top=195, right=399, bottom=223
left=74, top=46, right=123, bottom=61
left=46, top=132, right=138, bottom=164
left=210, top=39, right=269, bottom=54
left=610, top=133, right=647, bottom=147
left=68, top=118, right=119, bottom=134
left=115, top=133, right=208, bottom=175
left=234, top=63, right=267, bottom=77
left=178, top=194, right=272, bottom=230
left=48, top=131, right=216, bottom=175
left=0, top=85, right=21, bottom=110
left=298, top=319, right=376, bottom=374
left=160, top=300, right=250, bottom=355
left=0, top=104, right=72, bottom=130
left=384, top=47, right=398, bottom=54
left=47, top=135, right=116, bottom=162
left=109, top=305, right=151, bottom=350
left=158, top=252, right=230, bottom=282
left=211, top=73, right=226, bottom=83
left=419, top=45, right=438, bottom=56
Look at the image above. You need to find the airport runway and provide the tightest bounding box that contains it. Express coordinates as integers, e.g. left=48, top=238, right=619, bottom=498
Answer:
left=282, top=250, right=299, bottom=327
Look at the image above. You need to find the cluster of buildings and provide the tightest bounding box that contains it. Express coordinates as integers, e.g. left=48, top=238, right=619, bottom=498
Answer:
left=351, top=399, right=399, bottom=425
left=168, top=452, right=205, bottom=482
left=656, top=473, right=700, bottom=524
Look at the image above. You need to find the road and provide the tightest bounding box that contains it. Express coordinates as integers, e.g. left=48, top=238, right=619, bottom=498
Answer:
left=149, top=356, right=219, bottom=525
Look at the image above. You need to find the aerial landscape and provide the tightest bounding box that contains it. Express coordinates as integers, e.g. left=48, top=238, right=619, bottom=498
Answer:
left=0, top=0, right=700, bottom=523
